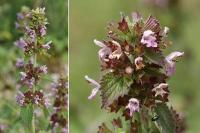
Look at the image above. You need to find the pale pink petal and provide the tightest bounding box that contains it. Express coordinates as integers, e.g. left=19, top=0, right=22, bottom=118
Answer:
left=141, top=30, right=158, bottom=48
left=165, top=51, right=184, bottom=76
left=94, top=39, right=106, bottom=47
left=85, top=75, right=101, bottom=100
left=135, top=57, right=145, bottom=70
left=126, top=98, right=139, bottom=116
left=152, top=83, right=168, bottom=97
left=166, top=52, right=184, bottom=62
left=109, top=41, right=122, bottom=59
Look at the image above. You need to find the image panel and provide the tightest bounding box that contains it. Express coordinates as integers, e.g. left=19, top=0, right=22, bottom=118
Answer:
left=0, top=0, right=68, bottom=132
left=70, top=0, right=200, bottom=133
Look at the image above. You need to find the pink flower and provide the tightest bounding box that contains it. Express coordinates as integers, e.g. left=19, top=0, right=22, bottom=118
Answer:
left=152, top=83, right=168, bottom=97
left=39, top=65, right=48, bottom=74
left=165, top=51, right=184, bottom=76
left=39, top=25, right=47, bottom=37
left=14, top=38, right=27, bottom=49
left=109, top=41, right=122, bottom=59
left=20, top=72, right=27, bottom=81
left=16, top=58, right=24, bottom=68
left=126, top=98, right=139, bottom=117
left=94, top=39, right=122, bottom=64
left=135, top=57, right=145, bottom=70
left=141, top=30, right=158, bottom=47
left=85, top=75, right=101, bottom=100
left=42, top=40, right=52, bottom=50
left=94, top=39, right=112, bottom=62
left=132, top=12, right=142, bottom=23
left=16, top=91, right=25, bottom=106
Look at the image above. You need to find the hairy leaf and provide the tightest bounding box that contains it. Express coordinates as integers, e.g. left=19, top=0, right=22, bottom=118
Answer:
left=154, top=103, right=175, bottom=133
left=100, top=73, right=133, bottom=108
left=144, top=48, right=164, bottom=65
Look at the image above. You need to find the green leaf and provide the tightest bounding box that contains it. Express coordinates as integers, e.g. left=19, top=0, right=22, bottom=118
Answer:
left=144, top=49, right=164, bottom=65
left=20, top=104, right=33, bottom=129
left=100, top=73, right=133, bottom=108
left=154, top=103, right=175, bottom=133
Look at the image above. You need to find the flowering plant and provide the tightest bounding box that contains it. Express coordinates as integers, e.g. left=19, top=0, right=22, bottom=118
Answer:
left=14, top=7, right=68, bottom=133
left=15, top=7, right=51, bottom=132
left=86, top=12, right=185, bottom=133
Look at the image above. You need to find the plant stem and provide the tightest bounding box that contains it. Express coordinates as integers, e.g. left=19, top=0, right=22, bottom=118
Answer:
left=32, top=49, right=37, bottom=133
left=32, top=114, right=35, bottom=133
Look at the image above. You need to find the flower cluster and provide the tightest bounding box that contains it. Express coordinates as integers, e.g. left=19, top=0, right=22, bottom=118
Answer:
left=15, top=7, right=51, bottom=107
left=86, top=12, right=185, bottom=132
left=14, top=7, right=51, bottom=56
left=50, top=76, right=68, bottom=133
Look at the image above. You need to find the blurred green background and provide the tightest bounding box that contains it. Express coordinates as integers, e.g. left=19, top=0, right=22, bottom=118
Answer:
left=70, top=0, right=200, bottom=133
left=0, top=0, right=67, bottom=132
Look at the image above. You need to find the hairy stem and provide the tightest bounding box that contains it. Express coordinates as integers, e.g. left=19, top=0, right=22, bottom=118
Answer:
left=32, top=45, right=37, bottom=133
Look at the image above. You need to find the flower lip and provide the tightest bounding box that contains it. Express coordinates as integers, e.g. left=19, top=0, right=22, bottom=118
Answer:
left=166, top=51, right=184, bottom=62
left=141, top=30, right=158, bottom=48
left=85, top=75, right=101, bottom=100
left=108, top=40, right=122, bottom=59
left=16, top=58, right=24, bottom=68
left=132, top=12, right=142, bottom=23
left=135, top=57, right=145, bottom=70
left=94, top=39, right=106, bottom=47
left=126, top=98, right=140, bottom=117
left=94, top=39, right=122, bottom=68
left=152, top=83, right=168, bottom=97
left=164, top=51, right=184, bottom=76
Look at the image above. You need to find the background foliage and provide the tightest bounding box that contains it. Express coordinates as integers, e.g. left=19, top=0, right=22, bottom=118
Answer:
left=0, top=0, right=67, bottom=132
left=70, top=0, right=200, bottom=133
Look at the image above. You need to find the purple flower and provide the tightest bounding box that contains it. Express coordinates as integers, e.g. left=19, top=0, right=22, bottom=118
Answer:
left=132, top=12, right=142, bottom=23
left=44, top=94, right=51, bottom=108
left=25, top=27, right=36, bottom=42
left=20, top=72, right=27, bottom=81
left=141, top=30, right=158, bottom=47
left=152, top=83, right=168, bottom=97
left=39, top=65, right=48, bottom=74
left=39, top=25, right=47, bottom=36
left=16, top=58, right=24, bottom=68
left=17, top=13, right=24, bottom=20
left=27, top=77, right=35, bottom=88
left=126, top=98, right=139, bottom=117
left=42, top=40, right=52, bottom=50
left=14, top=38, right=27, bottom=49
left=165, top=51, right=184, bottom=76
left=15, top=22, right=20, bottom=29
left=16, top=91, right=25, bottom=106
left=109, top=40, right=122, bottom=59
left=135, top=57, right=145, bottom=70
left=94, top=39, right=112, bottom=63
left=85, top=75, right=101, bottom=100
left=94, top=39, right=122, bottom=64
left=34, top=94, right=40, bottom=105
